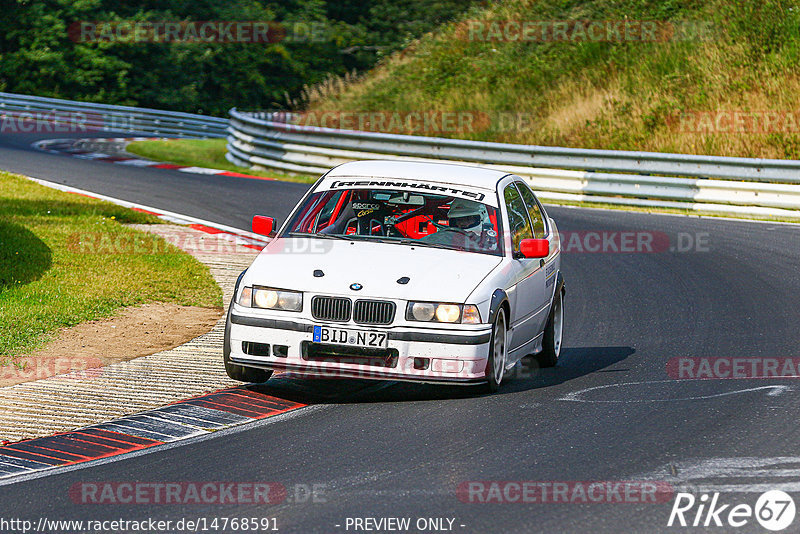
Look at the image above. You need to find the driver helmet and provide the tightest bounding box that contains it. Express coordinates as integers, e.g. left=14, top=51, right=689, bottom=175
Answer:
left=448, top=199, right=485, bottom=234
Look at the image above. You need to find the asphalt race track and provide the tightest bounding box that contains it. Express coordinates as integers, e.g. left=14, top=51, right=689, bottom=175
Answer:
left=2, top=132, right=800, bottom=533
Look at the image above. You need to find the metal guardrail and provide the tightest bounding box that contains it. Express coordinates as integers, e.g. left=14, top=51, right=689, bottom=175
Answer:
left=0, top=92, right=227, bottom=138
left=227, top=108, right=800, bottom=218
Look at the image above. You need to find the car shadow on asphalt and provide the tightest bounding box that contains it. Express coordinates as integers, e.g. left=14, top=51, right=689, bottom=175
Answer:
left=245, top=345, right=635, bottom=404
left=498, top=345, right=636, bottom=396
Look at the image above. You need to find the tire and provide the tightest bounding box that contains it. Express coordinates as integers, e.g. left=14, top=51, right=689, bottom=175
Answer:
left=223, top=298, right=273, bottom=384
left=537, top=289, right=564, bottom=368
left=484, top=307, right=508, bottom=393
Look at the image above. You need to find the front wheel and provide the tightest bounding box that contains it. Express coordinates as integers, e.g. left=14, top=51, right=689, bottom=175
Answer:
left=484, top=307, right=508, bottom=393
left=224, top=358, right=273, bottom=383
left=537, top=289, right=564, bottom=368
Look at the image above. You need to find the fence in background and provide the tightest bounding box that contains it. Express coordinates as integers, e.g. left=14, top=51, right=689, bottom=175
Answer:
left=227, top=108, right=800, bottom=218
left=0, top=92, right=227, bottom=138
left=4, top=92, right=797, bottom=219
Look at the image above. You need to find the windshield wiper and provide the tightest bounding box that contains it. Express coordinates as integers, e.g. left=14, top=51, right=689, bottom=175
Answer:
left=396, top=239, right=459, bottom=251
left=288, top=232, right=354, bottom=241
left=290, top=232, right=469, bottom=252
left=349, top=236, right=463, bottom=251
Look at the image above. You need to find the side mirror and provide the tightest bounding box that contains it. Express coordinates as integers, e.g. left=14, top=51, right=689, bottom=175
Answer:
left=252, top=215, right=274, bottom=236
left=519, top=238, right=549, bottom=259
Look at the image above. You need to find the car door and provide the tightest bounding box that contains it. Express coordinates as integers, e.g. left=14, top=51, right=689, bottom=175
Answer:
left=515, top=181, right=556, bottom=334
left=503, top=182, right=547, bottom=353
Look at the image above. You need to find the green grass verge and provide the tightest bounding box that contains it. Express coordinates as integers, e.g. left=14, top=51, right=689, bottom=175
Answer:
left=0, top=171, right=223, bottom=359
left=126, top=139, right=318, bottom=184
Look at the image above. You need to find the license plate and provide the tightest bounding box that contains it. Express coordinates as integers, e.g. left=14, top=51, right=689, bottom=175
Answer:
left=312, top=326, right=388, bottom=348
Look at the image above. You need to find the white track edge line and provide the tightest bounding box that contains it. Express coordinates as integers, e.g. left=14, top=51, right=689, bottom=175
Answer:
left=26, top=176, right=270, bottom=244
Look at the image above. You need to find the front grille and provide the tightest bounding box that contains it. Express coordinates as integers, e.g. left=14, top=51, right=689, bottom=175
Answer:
left=353, top=300, right=396, bottom=325
left=302, top=342, right=399, bottom=368
left=311, top=296, right=352, bottom=322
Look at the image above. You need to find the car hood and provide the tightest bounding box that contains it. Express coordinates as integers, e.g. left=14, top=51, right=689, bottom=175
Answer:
left=242, top=237, right=503, bottom=303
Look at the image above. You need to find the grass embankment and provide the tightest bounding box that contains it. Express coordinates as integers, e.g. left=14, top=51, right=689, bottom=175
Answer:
left=126, top=139, right=317, bottom=184
left=0, top=171, right=222, bottom=360
left=305, top=0, right=800, bottom=160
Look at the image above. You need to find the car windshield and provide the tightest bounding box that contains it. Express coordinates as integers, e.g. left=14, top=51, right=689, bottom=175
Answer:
left=284, top=188, right=503, bottom=256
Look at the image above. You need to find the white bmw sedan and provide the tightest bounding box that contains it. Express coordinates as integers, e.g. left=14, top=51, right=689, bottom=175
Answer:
left=224, top=160, right=564, bottom=391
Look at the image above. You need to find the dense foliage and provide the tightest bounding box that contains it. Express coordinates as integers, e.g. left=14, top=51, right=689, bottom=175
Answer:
left=0, top=0, right=477, bottom=115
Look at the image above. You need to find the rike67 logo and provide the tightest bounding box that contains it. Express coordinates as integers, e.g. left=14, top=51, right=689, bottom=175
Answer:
left=668, top=490, right=796, bottom=531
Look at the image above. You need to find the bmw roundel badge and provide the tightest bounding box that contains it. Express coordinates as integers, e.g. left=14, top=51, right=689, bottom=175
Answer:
left=350, top=283, right=363, bottom=291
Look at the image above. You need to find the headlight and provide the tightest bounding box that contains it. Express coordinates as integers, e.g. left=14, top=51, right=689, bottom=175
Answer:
left=238, top=286, right=303, bottom=312
left=406, top=302, right=482, bottom=324
left=254, top=289, right=279, bottom=309
left=410, top=302, right=436, bottom=321
left=435, top=304, right=461, bottom=323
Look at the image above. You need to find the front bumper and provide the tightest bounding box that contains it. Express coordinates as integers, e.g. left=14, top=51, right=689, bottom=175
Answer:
left=228, top=310, right=492, bottom=384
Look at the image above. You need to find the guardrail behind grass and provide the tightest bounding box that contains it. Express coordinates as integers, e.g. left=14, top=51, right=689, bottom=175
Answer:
left=0, top=92, right=227, bottom=138
left=227, top=108, right=800, bottom=218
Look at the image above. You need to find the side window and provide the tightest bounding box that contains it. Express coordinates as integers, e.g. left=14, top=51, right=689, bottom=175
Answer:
left=515, top=182, right=546, bottom=238
left=504, top=184, right=533, bottom=252
left=314, top=190, right=345, bottom=231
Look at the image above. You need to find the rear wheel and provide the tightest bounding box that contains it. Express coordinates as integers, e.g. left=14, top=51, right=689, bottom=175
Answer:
left=223, top=298, right=273, bottom=384
left=537, top=289, right=564, bottom=368
left=484, top=308, right=508, bottom=393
